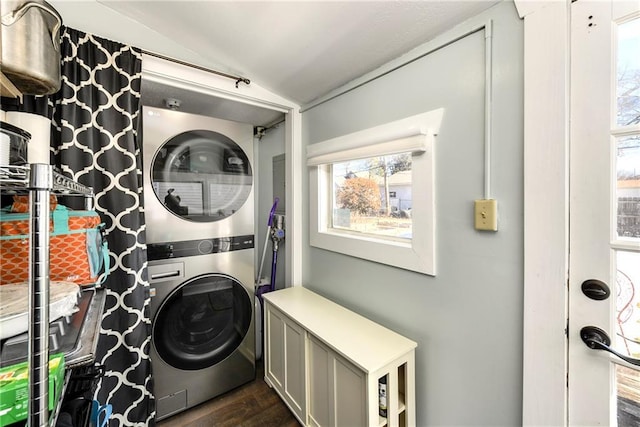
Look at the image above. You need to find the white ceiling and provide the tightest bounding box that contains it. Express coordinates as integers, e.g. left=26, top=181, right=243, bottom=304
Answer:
left=47, top=0, right=500, bottom=125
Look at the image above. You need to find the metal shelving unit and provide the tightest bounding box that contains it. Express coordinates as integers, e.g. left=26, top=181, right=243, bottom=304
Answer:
left=0, top=163, right=93, bottom=427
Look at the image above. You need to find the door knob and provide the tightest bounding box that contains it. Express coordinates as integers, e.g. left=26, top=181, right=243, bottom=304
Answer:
left=580, top=326, right=640, bottom=367
left=581, top=279, right=610, bottom=300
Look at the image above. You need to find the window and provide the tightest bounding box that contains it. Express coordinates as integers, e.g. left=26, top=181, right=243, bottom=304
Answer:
left=308, top=110, right=443, bottom=275
left=331, top=155, right=412, bottom=240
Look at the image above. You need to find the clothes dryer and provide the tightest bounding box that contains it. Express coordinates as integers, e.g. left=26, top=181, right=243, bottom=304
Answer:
left=142, top=106, right=254, bottom=243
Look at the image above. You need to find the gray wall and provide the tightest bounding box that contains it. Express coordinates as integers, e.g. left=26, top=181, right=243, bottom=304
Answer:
left=255, top=125, right=287, bottom=290
left=301, top=3, right=523, bottom=426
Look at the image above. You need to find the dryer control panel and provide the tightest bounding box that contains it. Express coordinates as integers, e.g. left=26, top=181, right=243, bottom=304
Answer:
left=147, top=235, right=254, bottom=261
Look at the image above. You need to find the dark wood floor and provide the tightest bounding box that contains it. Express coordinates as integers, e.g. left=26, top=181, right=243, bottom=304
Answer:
left=155, top=360, right=299, bottom=427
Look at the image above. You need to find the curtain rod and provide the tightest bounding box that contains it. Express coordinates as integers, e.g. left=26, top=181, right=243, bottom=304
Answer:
left=141, top=50, right=251, bottom=88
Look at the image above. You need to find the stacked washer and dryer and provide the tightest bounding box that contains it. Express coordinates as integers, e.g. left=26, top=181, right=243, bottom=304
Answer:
left=142, top=106, right=256, bottom=421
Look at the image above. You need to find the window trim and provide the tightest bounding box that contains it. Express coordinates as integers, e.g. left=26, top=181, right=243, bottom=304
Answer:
left=308, top=111, right=442, bottom=276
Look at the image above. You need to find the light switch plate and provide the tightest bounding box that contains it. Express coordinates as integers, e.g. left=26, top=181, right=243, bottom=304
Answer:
left=474, top=199, right=498, bottom=231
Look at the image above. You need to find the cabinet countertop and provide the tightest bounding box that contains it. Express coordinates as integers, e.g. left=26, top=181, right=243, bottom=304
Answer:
left=263, top=287, right=417, bottom=374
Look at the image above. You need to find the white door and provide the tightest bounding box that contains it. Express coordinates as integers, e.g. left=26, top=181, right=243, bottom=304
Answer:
left=569, top=1, right=640, bottom=425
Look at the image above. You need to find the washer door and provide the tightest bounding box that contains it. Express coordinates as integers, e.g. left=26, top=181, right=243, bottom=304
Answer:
left=151, top=129, right=253, bottom=223
left=153, top=273, right=252, bottom=371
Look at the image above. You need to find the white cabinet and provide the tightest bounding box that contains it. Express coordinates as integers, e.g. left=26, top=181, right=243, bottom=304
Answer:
left=263, top=287, right=417, bottom=427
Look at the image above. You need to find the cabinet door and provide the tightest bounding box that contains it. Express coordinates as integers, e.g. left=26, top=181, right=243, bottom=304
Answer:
left=265, top=304, right=285, bottom=390
left=284, top=317, right=306, bottom=420
left=309, top=335, right=366, bottom=427
left=309, top=336, right=331, bottom=426
left=265, top=304, right=306, bottom=422
left=333, top=354, right=366, bottom=427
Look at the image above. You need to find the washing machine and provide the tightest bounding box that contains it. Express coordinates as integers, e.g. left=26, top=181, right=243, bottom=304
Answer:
left=142, top=107, right=256, bottom=420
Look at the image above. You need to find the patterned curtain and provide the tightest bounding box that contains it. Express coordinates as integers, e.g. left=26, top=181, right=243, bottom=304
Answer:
left=1, top=27, right=154, bottom=426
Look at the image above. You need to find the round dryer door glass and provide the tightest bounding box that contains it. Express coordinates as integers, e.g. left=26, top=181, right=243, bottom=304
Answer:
left=153, top=273, right=252, bottom=371
left=151, top=130, right=252, bottom=222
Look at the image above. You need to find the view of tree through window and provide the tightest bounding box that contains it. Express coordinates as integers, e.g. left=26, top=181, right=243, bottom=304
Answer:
left=331, top=154, right=412, bottom=240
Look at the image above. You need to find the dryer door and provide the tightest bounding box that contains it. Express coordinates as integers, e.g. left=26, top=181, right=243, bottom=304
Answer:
left=151, top=129, right=252, bottom=222
left=153, top=273, right=252, bottom=370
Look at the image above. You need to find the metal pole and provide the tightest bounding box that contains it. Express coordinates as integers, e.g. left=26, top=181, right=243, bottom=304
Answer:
left=28, top=163, right=53, bottom=427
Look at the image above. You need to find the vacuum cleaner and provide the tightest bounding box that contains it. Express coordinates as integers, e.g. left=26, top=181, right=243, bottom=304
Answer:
left=255, top=198, right=285, bottom=360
